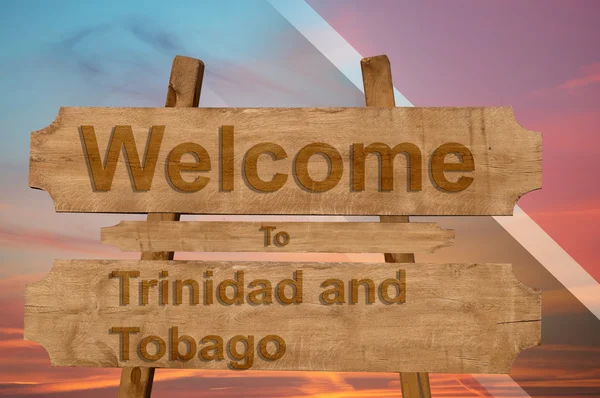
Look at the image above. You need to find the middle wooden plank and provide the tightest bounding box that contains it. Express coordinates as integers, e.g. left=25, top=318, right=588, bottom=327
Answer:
left=101, top=221, right=454, bottom=253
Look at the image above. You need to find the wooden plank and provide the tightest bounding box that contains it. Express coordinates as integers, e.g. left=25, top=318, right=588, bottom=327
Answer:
left=24, top=260, right=541, bottom=374
left=101, top=221, right=454, bottom=253
left=361, top=55, right=430, bottom=397
left=29, top=106, right=541, bottom=215
left=118, top=55, right=204, bottom=398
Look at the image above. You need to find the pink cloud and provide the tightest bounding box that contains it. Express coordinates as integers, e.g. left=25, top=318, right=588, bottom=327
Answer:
left=0, top=273, right=45, bottom=298
left=0, top=224, right=107, bottom=256
left=513, top=345, right=600, bottom=389
left=0, top=223, right=140, bottom=264
left=559, top=63, right=600, bottom=89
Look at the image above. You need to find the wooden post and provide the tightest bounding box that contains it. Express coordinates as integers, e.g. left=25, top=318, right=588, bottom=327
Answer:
left=361, top=55, right=432, bottom=398
left=117, top=55, right=204, bottom=398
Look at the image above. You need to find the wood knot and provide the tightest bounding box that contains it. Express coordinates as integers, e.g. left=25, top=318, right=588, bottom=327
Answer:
left=130, top=367, right=142, bottom=384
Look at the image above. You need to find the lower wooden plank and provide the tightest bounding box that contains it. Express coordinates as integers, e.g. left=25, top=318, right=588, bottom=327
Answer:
left=24, top=260, right=540, bottom=374
left=101, top=221, right=454, bottom=253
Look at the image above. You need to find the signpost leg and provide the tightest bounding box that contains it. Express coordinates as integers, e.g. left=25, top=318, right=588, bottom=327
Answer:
left=399, top=372, right=432, bottom=398
left=361, top=55, right=433, bottom=398
left=117, top=55, right=204, bottom=398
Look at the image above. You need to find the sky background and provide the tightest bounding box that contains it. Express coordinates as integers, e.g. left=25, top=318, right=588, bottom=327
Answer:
left=0, top=0, right=599, bottom=397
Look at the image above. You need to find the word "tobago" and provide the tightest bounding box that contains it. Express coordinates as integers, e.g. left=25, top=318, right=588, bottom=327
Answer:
left=110, top=326, right=285, bottom=370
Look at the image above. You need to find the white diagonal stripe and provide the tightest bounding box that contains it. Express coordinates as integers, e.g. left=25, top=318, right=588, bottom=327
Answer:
left=267, top=0, right=412, bottom=107
left=474, top=375, right=532, bottom=397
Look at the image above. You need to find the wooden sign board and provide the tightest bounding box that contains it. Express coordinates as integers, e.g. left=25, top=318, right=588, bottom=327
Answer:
left=29, top=107, right=541, bottom=215
left=24, top=260, right=540, bottom=373
left=101, top=221, right=454, bottom=253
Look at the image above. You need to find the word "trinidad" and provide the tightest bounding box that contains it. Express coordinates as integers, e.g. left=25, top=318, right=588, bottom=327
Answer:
left=81, top=125, right=475, bottom=193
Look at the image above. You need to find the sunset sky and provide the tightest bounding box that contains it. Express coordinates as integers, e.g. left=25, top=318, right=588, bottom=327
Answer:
left=1, top=1, right=599, bottom=397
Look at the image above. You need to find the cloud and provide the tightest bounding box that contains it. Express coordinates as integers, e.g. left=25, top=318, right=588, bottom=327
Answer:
left=527, top=63, right=600, bottom=99
left=0, top=224, right=113, bottom=257
left=55, top=24, right=112, bottom=78
left=558, top=63, right=600, bottom=90
left=126, top=18, right=186, bottom=56
left=0, top=273, right=46, bottom=298
left=34, top=16, right=337, bottom=107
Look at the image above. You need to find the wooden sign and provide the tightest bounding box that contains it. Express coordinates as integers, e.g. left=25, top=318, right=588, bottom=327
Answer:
left=24, top=55, right=544, bottom=398
left=24, top=260, right=540, bottom=373
left=29, top=106, right=541, bottom=215
left=101, top=221, right=454, bottom=253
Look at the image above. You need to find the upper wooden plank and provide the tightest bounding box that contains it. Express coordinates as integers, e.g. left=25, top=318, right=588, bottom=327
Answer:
left=29, top=106, right=541, bottom=215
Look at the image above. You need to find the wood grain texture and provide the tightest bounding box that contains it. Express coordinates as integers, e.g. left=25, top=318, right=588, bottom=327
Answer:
left=164, top=55, right=203, bottom=109
left=101, top=221, right=454, bottom=253
left=400, top=372, right=432, bottom=398
left=119, top=55, right=204, bottom=398
left=29, top=106, right=541, bottom=215
left=118, top=367, right=155, bottom=398
left=24, top=260, right=541, bottom=373
left=362, top=55, right=396, bottom=108
left=361, top=54, right=429, bottom=394
left=362, top=55, right=414, bottom=257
